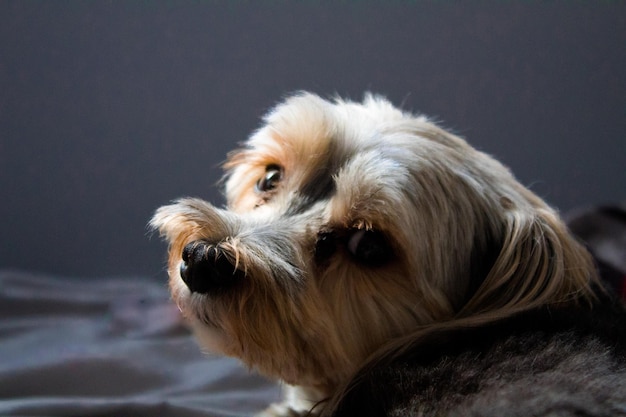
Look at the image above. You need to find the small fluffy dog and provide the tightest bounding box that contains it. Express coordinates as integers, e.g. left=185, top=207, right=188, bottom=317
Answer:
left=152, top=93, right=626, bottom=416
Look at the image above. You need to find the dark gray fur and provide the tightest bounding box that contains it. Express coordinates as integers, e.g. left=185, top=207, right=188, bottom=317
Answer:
left=331, top=298, right=626, bottom=417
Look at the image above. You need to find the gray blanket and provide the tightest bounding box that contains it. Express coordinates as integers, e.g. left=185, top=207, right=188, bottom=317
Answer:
left=0, top=271, right=279, bottom=417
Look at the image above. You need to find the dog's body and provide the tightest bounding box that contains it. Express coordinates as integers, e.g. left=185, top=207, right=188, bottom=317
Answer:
left=152, top=93, right=626, bottom=416
left=333, top=303, right=626, bottom=417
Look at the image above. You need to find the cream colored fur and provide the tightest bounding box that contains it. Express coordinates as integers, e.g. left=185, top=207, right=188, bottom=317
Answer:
left=151, top=92, right=599, bottom=416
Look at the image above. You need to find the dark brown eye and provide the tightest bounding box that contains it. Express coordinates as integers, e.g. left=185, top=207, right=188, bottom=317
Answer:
left=347, top=229, right=392, bottom=266
left=255, top=165, right=282, bottom=193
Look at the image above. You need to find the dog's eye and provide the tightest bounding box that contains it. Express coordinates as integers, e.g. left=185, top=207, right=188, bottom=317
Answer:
left=347, top=229, right=392, bottom=266
left=255, top=165, right=282, bottom=193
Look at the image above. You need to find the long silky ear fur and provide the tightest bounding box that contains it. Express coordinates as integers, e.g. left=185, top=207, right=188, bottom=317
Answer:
left=458, top=205, right=602, bottom=318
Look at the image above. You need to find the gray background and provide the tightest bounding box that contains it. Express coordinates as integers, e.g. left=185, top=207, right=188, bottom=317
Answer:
left=1, top=2, right=625, bottom=279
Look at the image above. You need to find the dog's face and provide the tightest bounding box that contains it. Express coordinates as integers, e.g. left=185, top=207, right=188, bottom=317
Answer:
left=151, top=93, right=596, bottom=395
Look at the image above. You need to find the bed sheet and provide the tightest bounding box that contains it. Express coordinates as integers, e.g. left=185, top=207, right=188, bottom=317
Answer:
left=0, top=271, right=279, bottom=417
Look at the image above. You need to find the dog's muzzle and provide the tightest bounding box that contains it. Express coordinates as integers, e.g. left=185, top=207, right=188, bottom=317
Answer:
left=179, top=241, right=245, bottom=294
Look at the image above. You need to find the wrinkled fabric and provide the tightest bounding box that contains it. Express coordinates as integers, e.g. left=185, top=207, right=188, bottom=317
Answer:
left=567, top=203, right=626, bottom=299
left=0, top=271, right=279, bottom=417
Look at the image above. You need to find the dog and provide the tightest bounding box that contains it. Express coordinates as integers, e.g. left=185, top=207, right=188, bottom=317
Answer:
left=151, top=92, right=626, bottom=416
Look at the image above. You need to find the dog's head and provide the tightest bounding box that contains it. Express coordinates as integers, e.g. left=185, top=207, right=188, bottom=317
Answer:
left=151, top=92, right=598, bottom=394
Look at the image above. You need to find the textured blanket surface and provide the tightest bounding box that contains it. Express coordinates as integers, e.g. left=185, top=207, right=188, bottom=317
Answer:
left=0, top=271, right=279, bottom=417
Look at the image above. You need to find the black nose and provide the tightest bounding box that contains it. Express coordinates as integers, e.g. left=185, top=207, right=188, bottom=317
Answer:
left=180, top=241, right=244, bottom=294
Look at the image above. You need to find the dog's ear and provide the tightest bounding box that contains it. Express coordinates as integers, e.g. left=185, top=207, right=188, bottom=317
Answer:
left=460, top=205, right=601, bottom=317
